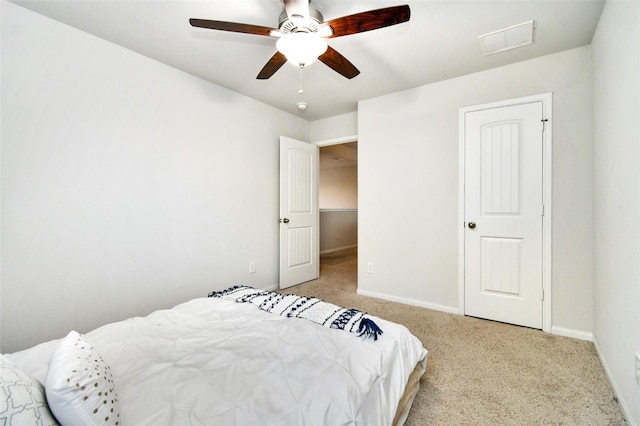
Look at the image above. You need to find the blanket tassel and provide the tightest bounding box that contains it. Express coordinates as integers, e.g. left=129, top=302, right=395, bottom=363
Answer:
left=357, top=318, right=383, bottom=341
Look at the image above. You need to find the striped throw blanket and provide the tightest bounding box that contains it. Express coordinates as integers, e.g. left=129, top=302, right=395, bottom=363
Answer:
left=208, top=286, right=383, bottom=341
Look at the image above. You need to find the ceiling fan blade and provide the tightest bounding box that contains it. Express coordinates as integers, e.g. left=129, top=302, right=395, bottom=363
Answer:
left=318, top=46, right=360, bottom=79
left=189, top=18, right=277, bottom=37
left=257, top=51, right=288, bottom=79
left=321, top=5, right=410, bottom=38
left=283, top=0, right=310, bottom=18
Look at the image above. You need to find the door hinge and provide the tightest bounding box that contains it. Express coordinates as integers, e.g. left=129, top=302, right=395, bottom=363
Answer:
left=541, top=289, right=545, bottom=301
left=541, top=118, right=549, bottom=132
left=541, top=204, right=545, bottom=216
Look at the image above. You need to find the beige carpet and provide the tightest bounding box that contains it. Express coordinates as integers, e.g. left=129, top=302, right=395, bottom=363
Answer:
left=285, top=248, right=627, bottom=425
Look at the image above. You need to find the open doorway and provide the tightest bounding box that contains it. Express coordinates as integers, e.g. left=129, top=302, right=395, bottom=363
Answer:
left=319, top=142, right=358, bottom=270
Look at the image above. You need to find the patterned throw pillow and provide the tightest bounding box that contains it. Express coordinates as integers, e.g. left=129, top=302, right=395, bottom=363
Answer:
left=45, top=331, right=120, bottom=426
left=0, top=355, right=59, bottom=426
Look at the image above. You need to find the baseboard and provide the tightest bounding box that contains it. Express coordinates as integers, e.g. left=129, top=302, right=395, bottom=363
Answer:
left=593, top=336, right=637, bottom=426
left=320, top=245, right=358, bottom=255
left=356, top=289, right=460, bottom=315
left=550, top=326, right=594, bottom=342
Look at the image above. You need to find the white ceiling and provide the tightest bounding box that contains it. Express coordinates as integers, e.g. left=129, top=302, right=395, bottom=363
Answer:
left=12, top=0, right=605, bottom=120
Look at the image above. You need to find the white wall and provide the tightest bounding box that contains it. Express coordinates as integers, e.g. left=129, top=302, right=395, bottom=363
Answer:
left=310, top=112, right=357, bottom=143
left=1, top=2, right=309, bottom=353
left=592, top=1, right=640, bottom=423
left=358, top=46, right=594, bottom=332
left=319, top=211, right=357, bottom=253
left=319, top=167, right=357, bottom=209
left=319, top=160, right=358, bottom=253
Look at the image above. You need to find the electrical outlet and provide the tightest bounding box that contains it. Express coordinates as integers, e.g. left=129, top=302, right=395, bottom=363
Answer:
left=367, top=262, right=374, bottom=274
left=249, top=261, right=256, bottom=274
left=635, top=353, right=640, bottom=385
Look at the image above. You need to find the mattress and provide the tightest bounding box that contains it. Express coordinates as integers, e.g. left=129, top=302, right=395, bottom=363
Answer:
left=7, top=296, right=428, bottom=425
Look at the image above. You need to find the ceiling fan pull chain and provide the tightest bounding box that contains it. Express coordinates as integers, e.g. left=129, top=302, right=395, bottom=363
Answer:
left=298, top=66, right=304, bottom=94
left=298, top=63, right=305, bottom=94
left=296, top=64, right=308, bottom=111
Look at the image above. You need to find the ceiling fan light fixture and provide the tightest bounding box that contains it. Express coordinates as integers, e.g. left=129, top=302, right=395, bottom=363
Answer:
left=276, top=32, right=328, bottom=66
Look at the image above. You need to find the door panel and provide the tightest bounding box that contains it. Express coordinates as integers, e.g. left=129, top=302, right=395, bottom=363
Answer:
left=464, top=102, right=543, bottom=329
left=481, top=237, right=521, bottom=295
left=481, top=122, right=520, bottom=214
left=279, top=136, right=319, bottom=289
left=287, top=227, right=313, bottom=268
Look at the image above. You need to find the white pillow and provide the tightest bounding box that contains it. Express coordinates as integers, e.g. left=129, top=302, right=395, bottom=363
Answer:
left=0, top=355, right=59, bottom=425
left=45, top=331, right=120, bottom=426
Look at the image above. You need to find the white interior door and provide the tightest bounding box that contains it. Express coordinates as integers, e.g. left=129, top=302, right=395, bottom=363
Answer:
left=279, top=136, right=319, bottom=289
left=463, top=101, right=544, bottom=329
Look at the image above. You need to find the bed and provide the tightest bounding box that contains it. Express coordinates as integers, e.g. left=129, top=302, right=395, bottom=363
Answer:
left=2, top=287, right=428, bottom=426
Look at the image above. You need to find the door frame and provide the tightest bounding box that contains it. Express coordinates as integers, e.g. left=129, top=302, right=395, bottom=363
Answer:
left=278, top=134, right=357, bottom=288
left=314, top=135, right=358, bottom=148
left=457, top=93, right=552, bottom=332
left=314, top=134, right=358, bottom=267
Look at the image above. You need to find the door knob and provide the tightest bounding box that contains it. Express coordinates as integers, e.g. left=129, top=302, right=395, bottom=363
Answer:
left=282, top=218, right=290, bottom=224
left=468, top=222, right=476, bottom=229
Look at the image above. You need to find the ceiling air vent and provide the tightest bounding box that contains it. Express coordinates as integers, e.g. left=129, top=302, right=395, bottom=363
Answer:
left=478, top=20, right=534, bottom=56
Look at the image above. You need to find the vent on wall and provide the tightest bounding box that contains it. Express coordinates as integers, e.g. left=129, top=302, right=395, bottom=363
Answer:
left=478, top=20, right=535, bottom=56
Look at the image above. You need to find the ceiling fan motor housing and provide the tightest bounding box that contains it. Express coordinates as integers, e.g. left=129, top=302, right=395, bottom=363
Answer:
left=278, top=8, right=324, bottom=34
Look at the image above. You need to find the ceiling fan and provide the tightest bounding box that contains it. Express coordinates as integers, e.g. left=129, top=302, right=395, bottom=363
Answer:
left=189, top=0, right=410, bottom=80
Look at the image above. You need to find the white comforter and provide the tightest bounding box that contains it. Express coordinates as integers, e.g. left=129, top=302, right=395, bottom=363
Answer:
left=9, top=297, right=427, bottom=426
